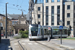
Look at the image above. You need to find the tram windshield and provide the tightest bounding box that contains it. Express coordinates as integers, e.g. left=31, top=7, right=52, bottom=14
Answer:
left=31, top=27, right=38, bottom=36
left=31, top=27, right=38, bottom=31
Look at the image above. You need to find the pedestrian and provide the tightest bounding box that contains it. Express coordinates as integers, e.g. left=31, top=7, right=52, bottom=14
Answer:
left=47, top=35, right=50, bottom=42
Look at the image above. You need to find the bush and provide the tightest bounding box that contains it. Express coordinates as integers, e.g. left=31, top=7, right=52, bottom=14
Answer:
left=19, top=30, right=28, bottom=38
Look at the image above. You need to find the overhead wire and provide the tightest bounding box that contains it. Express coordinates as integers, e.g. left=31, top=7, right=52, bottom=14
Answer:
left=21, top=0, right=23, bottom=7
left=0, top=2, right=26, bottom=12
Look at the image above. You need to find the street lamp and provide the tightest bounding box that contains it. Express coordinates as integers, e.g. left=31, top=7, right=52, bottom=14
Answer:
left=5, top=2, right=8, bottom=38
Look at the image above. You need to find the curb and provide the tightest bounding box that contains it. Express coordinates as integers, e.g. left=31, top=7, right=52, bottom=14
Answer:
left=54, top=43, right=75, bottom=50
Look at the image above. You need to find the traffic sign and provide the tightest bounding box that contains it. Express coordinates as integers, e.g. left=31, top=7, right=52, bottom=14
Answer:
left=59, top=26, right=63, bottom=30
left=48, top=27, right=51, bottom=30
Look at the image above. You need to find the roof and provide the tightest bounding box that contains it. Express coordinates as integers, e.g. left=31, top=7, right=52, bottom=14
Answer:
left=0, top=14, right=5, bottom=17
left=7, top=14, right=21, bottom=19
left=7, top=13, right=30, bottom=20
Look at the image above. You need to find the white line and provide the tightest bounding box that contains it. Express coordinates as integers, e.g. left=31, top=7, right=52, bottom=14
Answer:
left=42, top=43, right=46, bottom=45
left=22, top=43, right=26, bottom=45
left=28, top=43, right=32, bottom=45
left=14, top=43, right=18, bottom=46
left=34, top=43, right=38, bottom=45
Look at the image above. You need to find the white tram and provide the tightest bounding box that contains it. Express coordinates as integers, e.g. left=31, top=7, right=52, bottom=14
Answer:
left=29, top=24, right=68, bottom=40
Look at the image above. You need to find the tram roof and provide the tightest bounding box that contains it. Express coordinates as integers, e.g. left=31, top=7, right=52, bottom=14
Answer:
left=42, top=26, right=68, bottom=29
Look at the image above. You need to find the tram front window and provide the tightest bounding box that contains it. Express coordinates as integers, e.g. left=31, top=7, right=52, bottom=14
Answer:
left=31, top=27, right=38, bottom=36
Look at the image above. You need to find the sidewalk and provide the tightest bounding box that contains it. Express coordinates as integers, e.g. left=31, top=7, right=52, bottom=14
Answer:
left=0, top=38, right=12, bottom=50
left=51, top=39, right=75, bottom=50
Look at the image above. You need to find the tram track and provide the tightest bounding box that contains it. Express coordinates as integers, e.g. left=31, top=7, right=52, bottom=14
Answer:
left=10, top=39, right=70, bottom=50
left=10, top=39, right=25, bottom=50
left=35, top=41, right=68, bottom=50
left=35, top=41, right=55, bottom=50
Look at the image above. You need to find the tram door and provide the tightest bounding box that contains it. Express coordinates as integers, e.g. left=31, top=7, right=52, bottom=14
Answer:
left=41, top=28, right=44, bottom=39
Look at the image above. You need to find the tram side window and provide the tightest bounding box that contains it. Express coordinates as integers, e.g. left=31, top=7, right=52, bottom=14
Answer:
left=44, top=29, right=49, bottom=35
left=64, top=29, right=67, bottom=34
left=53, top=29, right=59, bottom=35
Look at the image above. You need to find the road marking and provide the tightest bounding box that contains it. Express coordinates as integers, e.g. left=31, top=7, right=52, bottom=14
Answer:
left=28, top=43, right=32, bottom=45
left=22, top=43, right=26, bottom=45
left=34, top=43, right=38, bottom=45
left=42, top=48, right=46, bottom=50
left=42, top=43, right=46, bottom=45
left=14, top=43, right=18, bottom=46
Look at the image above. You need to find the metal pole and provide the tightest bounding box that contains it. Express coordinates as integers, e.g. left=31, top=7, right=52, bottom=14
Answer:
left=60, top=30, right=62, bottom=44
left=0, top=28, right=1, bottom=43
left=5, top=3, right=8, bottom=38
left=42, top=0, right=44, bottom=25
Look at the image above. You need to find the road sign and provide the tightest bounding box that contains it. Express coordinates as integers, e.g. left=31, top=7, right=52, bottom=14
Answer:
left=48, top=27, right=51, bottom=30
left=59, top=26, right=63, bottom=30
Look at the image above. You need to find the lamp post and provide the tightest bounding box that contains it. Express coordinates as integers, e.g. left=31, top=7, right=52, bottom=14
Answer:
left=5, top=2, right=8, bottom=38
left=0, top=23, right=2, bottom=43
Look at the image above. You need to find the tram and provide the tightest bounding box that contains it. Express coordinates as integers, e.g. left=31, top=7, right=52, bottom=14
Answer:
left=29, top=24, right=68, bottom=40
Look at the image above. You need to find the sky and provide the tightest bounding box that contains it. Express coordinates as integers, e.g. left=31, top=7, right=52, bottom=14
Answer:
left=0, top=0, right=29, bottom=14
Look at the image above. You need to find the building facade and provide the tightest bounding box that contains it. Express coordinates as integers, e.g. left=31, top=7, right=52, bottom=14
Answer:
left=44, top=0, right=63, bottom=26
left=30, top=0, right=75, bottom=37
left=65, top=1, right=75, bottom=37
left=0, top=14, right=12, bottom=35
left=8, top=12, right=29, bottom=34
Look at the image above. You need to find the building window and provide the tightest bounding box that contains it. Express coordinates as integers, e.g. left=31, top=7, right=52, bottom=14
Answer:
left=57, top=0, right=60, bottom=2
left=38, top=14, right=40, bottom=18
left=57, top=14, right=60, bottom=25
left=46, top=6, right=49, bottom=25
left=51, top=23, right=54, bottom=25
left=46, top=23, right=48, bottom=25
left=38, top=7, right=40, bottom=11
left=0, top=23, right=3, bottom=26
left=57, top=6, right=60, bottom=14
left=46, top=6, right=48, bottom=14
left=74, top=5, right=75, bottom=10
left=0, top=16, right=3, bottom=19
left=67, top=21, right=70, bottom=25
left=51, top=0, right=54, bottom=2
left=51, top=6, right=54, bottom=14
left=67, top=13, right=70, bottom=17
left=74, top=13, right=75, bottom=18
left=38, top=22, right=40, bottom=24
left=74, top=21, right=75, bottom=26
left=46, top=0, right=48, bottom=3
left=67, top=5, right=70, bottom=10
left=51, top=6, right=54, bottom=25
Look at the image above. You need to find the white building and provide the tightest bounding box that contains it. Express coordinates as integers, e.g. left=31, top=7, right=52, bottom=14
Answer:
left=65, top=1, right=75, bottom=37
left=29, top=0, right=75, bottom=37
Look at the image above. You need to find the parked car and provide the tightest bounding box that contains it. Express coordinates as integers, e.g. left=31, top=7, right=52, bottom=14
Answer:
left=1, top=33, right=4, bottom=37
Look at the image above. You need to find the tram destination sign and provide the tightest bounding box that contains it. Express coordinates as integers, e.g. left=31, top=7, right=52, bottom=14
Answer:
left=48, top=27, right=51, bottom=30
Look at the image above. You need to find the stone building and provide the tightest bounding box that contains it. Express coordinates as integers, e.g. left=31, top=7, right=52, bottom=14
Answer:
left=0, top=14, right=12, bottom=35
left=8, top=12, right=29, bottom=34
